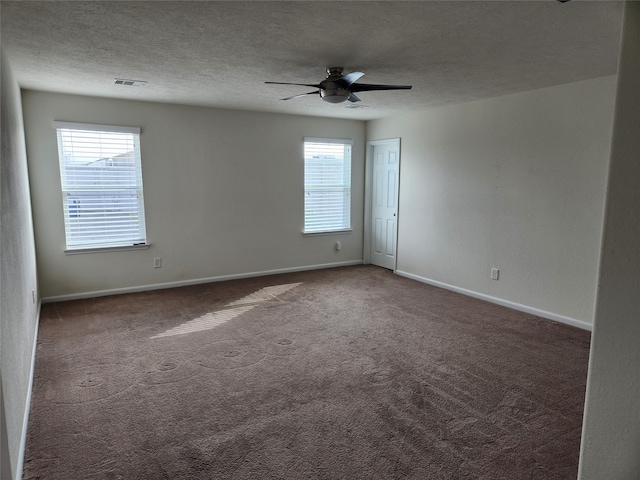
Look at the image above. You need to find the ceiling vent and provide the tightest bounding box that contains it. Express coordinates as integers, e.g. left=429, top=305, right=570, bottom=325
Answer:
left=114, top=79, right=147, bottom=87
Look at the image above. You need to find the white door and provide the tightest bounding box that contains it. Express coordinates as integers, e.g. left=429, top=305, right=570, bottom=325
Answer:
left=370, top=141, right=400, bottom=270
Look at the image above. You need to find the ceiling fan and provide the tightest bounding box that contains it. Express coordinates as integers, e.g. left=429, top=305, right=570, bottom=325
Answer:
left=266, top=67, right=412, bottom=104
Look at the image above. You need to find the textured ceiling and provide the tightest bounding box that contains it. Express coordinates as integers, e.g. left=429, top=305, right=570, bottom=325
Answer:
left=0, top=1, right=624, bottom=120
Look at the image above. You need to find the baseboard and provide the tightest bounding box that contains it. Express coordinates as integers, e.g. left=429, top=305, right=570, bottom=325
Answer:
left=395, top=270, right=592, bottom=332
left=15, top=300, right=41, bottom=480
left=42, top=260, right=364, bottom=303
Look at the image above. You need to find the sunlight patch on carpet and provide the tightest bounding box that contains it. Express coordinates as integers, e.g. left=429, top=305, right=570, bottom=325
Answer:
left=151, top=283, right=302, bottom=338
left=151, top=306, right=255, bottom=339
left=226, top=282, right=302, bottom=306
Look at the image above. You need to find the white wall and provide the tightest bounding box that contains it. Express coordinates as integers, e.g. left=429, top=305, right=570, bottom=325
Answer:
left=367, top=76, right=616, bottom=325
left=22, top=92, right=365, bottom=299
left=579, top=2, right=640, bottom=478
left=1, top=49, right=40, bottom=480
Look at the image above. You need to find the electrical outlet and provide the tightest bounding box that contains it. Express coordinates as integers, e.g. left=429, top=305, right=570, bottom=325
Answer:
left=31, top=289, right=36, bottom=304
left=491, top=268, right=499, bottom=281
left=335, top=241, right=342, bottom=251
left=154, top=257, right=162, bottom=268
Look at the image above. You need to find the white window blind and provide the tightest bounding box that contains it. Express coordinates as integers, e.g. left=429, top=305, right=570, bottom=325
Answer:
left=304, top=138, right=352, bottom=234
left=54, top=122, right=147, bottom=251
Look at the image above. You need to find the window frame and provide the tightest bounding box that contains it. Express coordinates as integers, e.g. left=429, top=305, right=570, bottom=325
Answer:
left=303, top=137, right=353, bottom=236
left=53, top=121, right=149, bottom=254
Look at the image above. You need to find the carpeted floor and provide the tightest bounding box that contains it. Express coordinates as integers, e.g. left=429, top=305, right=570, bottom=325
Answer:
left=23, top=265, right=590, bottom=479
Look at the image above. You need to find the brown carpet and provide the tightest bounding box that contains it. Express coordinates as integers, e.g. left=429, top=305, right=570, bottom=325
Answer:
left=23, top=265, right=590, bottom=479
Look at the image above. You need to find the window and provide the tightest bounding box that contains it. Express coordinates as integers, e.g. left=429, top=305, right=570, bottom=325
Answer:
left=54, top=122, right=147, bottom=252
left=303, top=138, right=352, bottom=234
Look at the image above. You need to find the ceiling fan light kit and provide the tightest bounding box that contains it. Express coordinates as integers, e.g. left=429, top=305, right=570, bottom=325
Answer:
left=266, top=67, right=412, bottom=104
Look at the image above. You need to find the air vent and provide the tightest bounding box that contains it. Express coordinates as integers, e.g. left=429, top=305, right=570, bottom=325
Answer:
left=114, top=79, right=147, bottom=87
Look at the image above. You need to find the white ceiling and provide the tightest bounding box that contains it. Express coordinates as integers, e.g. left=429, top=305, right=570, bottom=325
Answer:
left=0, top=1, right=624, bottom=120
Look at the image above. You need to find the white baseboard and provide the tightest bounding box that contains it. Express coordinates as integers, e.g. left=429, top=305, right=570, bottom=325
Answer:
left=15, top=301, right=41, bottom=480
left=395, top=270, right=592, bottom=331
left=42, top=260, right=363, bottom=303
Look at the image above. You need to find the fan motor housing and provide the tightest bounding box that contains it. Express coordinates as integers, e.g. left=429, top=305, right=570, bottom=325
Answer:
left=319, top=81, right=350, bottom=103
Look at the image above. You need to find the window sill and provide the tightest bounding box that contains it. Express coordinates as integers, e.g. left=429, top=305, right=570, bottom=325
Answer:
left=303, top=229, right=353, bottom=237
left=64, top=243, right=150, bottom=255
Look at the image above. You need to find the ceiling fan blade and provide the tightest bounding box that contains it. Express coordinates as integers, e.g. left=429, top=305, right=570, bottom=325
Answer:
left=347, top=93, right=361, bottom=103
left=336, top=71, right=365, bottom=88
left=265, top=81, right=323, bottom=89
left=349, top=83, right=412, bottom=92
left=281, top=91, right=321, bottom=101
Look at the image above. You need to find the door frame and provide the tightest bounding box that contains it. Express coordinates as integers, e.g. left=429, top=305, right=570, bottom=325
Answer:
left=363, top=137, right=401, bottom=269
